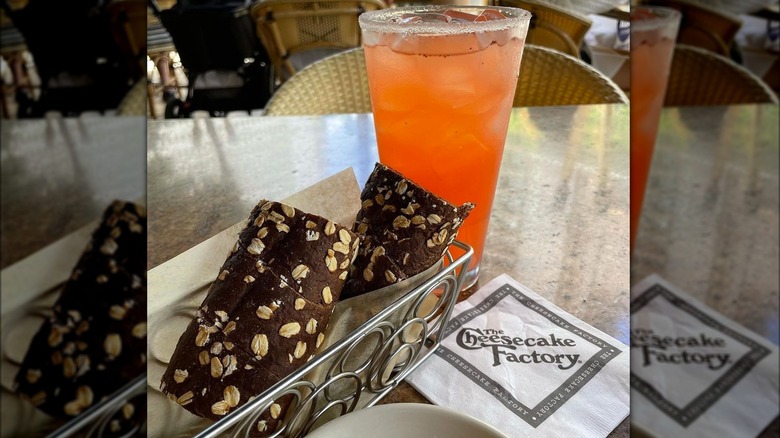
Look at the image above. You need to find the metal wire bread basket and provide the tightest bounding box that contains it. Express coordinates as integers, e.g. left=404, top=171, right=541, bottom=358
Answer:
left=149, top=240, right=473, bottom=438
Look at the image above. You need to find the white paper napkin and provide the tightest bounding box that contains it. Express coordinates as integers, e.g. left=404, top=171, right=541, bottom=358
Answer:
left=631, top=274, right=779, bottom=438
left=406, top=274, right=630, bottom=438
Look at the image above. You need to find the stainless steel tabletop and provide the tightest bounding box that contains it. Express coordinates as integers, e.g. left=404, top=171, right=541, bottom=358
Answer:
left=0, top=116, right=147, bottom=269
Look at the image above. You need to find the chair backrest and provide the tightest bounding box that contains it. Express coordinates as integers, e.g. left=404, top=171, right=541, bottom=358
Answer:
left=250, top=0, right=386, bottom=84
left=116, top=78, right=148, bottom=116
left=665, top=44, right=778, bottom=106
left=515, top=44, right=627, bottom=106
left=264, top=47, right=371, bottom=115
left=263, top=44, right=627, bottom=116
left=491, top=0, right=592, bottom=58
left=646, top=0, right=742, bottom=57
left=106, top=0, right=147, bottom=81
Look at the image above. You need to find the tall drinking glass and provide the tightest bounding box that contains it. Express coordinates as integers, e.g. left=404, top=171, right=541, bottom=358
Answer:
left=630, top=6, right=681, bottom=254
left=359, top=6, right=531, bottom=289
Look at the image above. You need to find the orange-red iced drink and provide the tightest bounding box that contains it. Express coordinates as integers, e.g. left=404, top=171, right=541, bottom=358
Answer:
left=360, top=6, right=530, bottom=288
left=630, top=6, right=680, bottom=254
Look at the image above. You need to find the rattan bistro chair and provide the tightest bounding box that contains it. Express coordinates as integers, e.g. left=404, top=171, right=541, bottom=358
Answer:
left=645, top=0, right=742, bottom=57
left=263, top=45, right=627, bottom=116
left=117, top=78, right=148, bottom=116
left=250, top=0, right=386, bottom=85
left=514, top=44, right=627, bottom=106
left=664, top=44, right=778, bottom=106
left=491, top=0, right=592, bottom=58
left=264, top=47, right=371, bottom=115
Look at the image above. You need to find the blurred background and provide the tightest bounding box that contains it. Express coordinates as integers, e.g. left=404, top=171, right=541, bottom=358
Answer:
left=144, top=0, right=631, bottom=118
left=640, top=0, right=779, bottom=98
left=1, top=1, right=147, bottom=437
left=0, top=0, right=146, bottom=118
left=629, top=1, right=779, bottom=438
left=141, top=0, right=780, bottom=118
left=1, top=0, right=777, bottom=118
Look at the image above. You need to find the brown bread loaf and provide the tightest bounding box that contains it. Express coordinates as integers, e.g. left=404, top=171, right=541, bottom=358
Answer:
left=160, top=200, right=359, bottom=436
left=13, top=201, right=147, bottom=420
left=342, top=163, right=474, bottom=298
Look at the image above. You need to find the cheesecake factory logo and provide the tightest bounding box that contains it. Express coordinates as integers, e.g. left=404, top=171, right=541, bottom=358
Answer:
left=456, top=328, right=581, bottom=370
left=631, top=328, right=731, bottom=370
left=434, top=283, right=624, bottom=428
left=630, top=282, right=772, bottom=427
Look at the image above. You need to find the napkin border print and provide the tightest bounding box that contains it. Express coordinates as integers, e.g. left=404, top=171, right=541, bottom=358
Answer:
left=630, top=282, right=772, bottom=428
left=435, top=283, right=623, bottom=428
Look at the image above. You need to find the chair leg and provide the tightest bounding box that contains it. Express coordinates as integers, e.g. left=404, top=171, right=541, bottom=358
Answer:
left=1, top=85, right=9, bottom=119
left=157, top=54, right=181, bottom=101
left=147, top=81, right=157, bottom=119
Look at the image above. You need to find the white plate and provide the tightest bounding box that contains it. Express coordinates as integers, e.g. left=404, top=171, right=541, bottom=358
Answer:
left=307, top=403, right=509, bottom=438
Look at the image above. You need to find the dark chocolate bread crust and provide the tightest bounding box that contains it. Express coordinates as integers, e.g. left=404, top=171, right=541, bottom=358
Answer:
left=13, top=201, right=147, bottom=419
left=161, top=200, right=358, bottom=436
left=342, top=163, right=473, bottom=298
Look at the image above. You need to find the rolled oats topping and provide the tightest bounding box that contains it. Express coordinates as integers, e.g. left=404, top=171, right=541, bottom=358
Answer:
left=279, top=322, right=301, bottom=338
left=342, top=163, right=473, bottom=299
left=14, top=203, right=146, bottom=419
left=174, top=369, right=189, bottom=383
left=161, top=199, right=352, bottom=434
left=256, top=305, right=274, bottom=320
